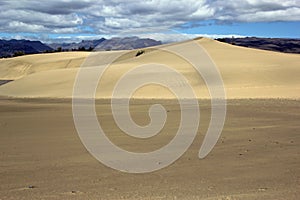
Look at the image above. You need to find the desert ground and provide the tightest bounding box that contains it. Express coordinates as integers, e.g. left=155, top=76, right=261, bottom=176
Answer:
left=0, top=38, right=299, bottom=199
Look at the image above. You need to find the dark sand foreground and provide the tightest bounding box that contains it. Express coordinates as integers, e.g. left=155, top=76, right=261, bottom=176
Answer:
left=0, top=98, right=299, bottom=199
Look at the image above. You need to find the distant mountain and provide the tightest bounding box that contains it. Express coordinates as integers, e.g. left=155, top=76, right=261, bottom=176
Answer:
left=0, top=37, right=162, bottom=58
left=0, top=39, right=53, bottom=58
left=48, top=38, right=106, bottom=51
left=216, top=37, right=300, bottom=54
left=47, top=37, right=162, bottom=51
left=93, top=36, right=162, bottom=51
left=1, top=37, right=298, bottom=58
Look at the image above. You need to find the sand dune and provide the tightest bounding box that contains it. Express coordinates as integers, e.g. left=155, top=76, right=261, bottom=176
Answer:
left=0, top=52, right=89, bottom=80
left=0, top=38, right=299, bottom=99
left=1, top=38, right=299, bottom=199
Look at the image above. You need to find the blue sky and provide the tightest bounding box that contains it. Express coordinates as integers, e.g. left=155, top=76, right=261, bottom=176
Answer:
left=180, top=21, right=300, bottom=38
left=0, top=0, right=299, bottom=43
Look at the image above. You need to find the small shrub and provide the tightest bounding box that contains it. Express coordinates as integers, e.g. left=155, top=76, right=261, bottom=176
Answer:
left=13, top=51, right=25, bottom=57
left=78, top=46, right=86, bottom=51
left=135, top=49, right=145, bottom=57
left=56, top=47, right=62, bottom=52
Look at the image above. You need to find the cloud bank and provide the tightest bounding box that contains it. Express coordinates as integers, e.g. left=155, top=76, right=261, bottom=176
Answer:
left=0, top=0, right=299, bottom=41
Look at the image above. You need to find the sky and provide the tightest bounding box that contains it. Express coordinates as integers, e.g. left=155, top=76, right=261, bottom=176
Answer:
left=0, top=0, right=299, bottom=43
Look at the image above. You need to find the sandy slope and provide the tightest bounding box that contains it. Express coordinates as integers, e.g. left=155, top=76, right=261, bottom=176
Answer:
left=0, top=38, right=299, bottom=99
left=0, top=52, right=89, bottom=80
left=199, top=39, right=300, bottom=98
left=0, top=98, right=299, bottom=199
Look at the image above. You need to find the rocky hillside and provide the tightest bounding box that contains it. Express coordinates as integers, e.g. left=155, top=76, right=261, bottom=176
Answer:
left=48, top=38, right=106, bottom=51
left=93, top=37, right=162, bottom=51
left=216, top=37, right=300, bottom=54
left=0, top=39, right=53, bottom=58
left=0, top=37, right=162, bottom=58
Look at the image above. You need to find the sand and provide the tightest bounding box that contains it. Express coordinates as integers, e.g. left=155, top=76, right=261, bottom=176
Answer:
left=0, top=98, right=299, bottom=199
left=0, top=38, right=299, bottom=199
left=0, top=38, right=299, bottom=99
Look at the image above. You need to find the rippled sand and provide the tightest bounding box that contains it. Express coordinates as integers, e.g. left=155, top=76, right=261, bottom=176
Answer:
left=0, top=98, right=299, bottom=199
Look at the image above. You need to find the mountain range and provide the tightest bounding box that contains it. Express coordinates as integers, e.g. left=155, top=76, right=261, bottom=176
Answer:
left=1, top=36, right=300, bottom=58
left=0, top=39, right=53, bottom=58
left=48, top=38, right=106, bottom=51
left=216, top=37, right=300, bottom=54
left=0, top=37, right=162, bottom=58
left=48, top=37, right=162, bottom=51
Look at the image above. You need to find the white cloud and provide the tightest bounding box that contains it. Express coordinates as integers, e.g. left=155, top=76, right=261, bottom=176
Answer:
left=8, top=21, right=46, bottom=32
left=0, top=0, right=299, bottom=39
left=237, top=7, right=300, bottom=22
left=211, top=0, right=300, bottom=22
